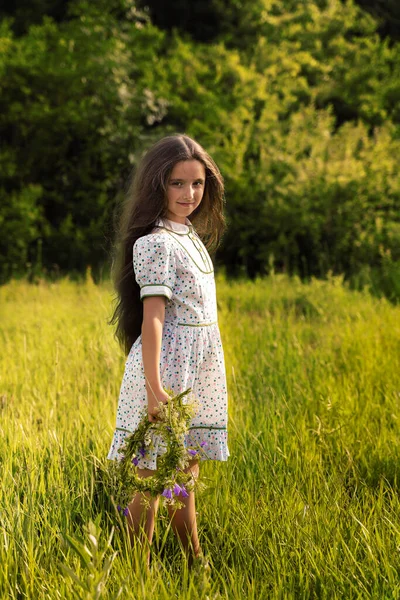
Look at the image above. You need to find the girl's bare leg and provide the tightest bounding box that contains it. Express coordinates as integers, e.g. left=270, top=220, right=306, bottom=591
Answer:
left=125, top=467, right=160, bottom=567
left=167, top=460, right=202, bottom=566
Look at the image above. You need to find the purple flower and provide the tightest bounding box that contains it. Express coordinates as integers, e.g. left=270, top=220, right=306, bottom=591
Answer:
left=132, top=456, right=139, bottom=466
left=180, top=486, right=189, bottom=498
left=162, top=488, right=173, bottom=499
left=188, top=449, right=197, bottom=456
left=200, top=441, right=208, bottom=448
left=173, top=484, right=182, bottom=496
left=123, top=507, right=129, bottom=517
left=139, top=446, right=146, bottom=458
left=117, top=505, right=122, bottom=512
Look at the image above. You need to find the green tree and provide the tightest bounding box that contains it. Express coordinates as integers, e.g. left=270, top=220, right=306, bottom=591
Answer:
left=1, top=0, right=399, bottom=299
left=0, top=12, right=165, bottom=280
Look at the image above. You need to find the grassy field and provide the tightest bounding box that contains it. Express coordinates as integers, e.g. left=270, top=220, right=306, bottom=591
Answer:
left=1, top=272, right=400, bottom=599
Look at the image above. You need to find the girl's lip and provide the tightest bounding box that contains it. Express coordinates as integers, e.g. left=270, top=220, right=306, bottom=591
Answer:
left=178, top=202, right=194, bottom=205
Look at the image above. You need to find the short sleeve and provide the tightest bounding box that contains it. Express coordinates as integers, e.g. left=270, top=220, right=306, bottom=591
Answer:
left=133, top=235, right=176, bottom=301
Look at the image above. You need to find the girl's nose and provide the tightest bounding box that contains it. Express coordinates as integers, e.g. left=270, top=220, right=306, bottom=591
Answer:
left=186, top=186, right=195, bottom=199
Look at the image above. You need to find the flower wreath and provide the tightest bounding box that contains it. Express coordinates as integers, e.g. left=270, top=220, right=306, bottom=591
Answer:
left=110, top=388, right=208, bottom=512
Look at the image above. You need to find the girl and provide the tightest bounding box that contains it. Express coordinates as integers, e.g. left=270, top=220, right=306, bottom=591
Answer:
left=107, top=134, right=229, bottom=569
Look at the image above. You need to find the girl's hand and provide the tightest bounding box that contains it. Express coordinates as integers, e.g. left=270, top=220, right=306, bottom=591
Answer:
left=147, top=389, right=171, bottom=423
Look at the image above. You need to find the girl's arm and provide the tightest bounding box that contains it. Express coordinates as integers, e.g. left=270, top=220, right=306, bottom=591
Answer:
left=141, top=296, right=171, bottom=422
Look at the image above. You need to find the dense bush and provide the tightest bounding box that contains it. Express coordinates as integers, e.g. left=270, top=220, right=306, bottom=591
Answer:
left=0, top=0, right=399, bottom=298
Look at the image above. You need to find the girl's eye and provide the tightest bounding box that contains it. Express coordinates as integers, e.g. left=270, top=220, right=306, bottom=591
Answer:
left=169, top=180, right=204, bottom=187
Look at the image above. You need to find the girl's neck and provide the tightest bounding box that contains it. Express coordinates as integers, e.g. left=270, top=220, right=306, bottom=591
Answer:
left=165, top=217, right=185, bottom=225
left=156, top=216, right=191, bottom=233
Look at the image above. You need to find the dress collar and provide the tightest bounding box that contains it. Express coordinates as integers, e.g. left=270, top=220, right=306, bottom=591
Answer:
left=155, top=216, right=192, bottom=234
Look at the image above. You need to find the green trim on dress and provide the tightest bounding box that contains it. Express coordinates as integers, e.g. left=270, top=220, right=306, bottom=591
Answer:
left=161, top=228, right=214, bottom=274
left=188, top=425, right=227, bottom=431
left=140, top=283, right=174, bottom=292
left=177, top=321, right=217, bottom=327
left=115, top=425, right=227, bottom=433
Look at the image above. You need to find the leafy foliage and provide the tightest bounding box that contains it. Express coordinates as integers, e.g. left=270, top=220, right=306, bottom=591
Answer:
left=0, top=1, right=399, bottom=297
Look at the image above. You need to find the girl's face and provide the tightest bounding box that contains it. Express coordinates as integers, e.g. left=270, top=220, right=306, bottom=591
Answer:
left=166, top=160, right=206, bottom=224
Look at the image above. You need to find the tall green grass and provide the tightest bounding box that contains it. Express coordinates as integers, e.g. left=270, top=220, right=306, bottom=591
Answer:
left=1, top=272, right=399, bottom=599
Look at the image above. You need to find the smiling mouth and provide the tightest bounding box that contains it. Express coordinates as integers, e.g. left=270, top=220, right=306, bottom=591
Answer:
left=178, top=202, right=194, bottom=205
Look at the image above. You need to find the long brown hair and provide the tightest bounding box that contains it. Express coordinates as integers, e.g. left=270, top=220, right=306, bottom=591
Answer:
left=109, top=134, right=226, bottom=355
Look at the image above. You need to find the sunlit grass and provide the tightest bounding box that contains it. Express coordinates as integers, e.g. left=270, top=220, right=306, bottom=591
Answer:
left=1, top=272, right=400, bottom=598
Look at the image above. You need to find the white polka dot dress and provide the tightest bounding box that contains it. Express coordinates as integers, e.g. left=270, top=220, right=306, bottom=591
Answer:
left=107, top=216, right=230, bottom=469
